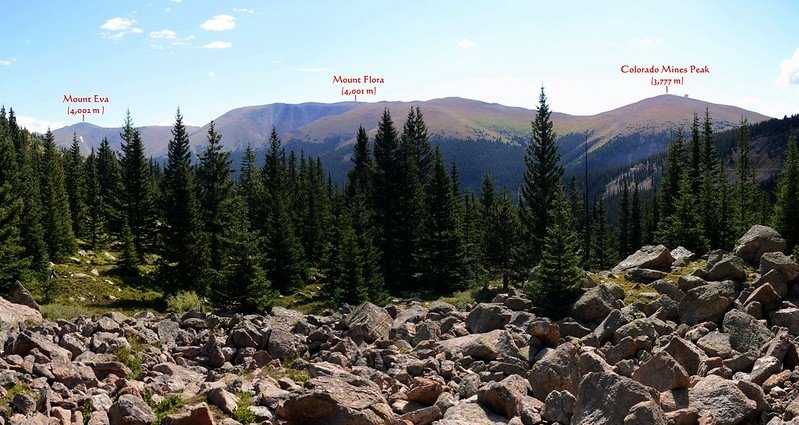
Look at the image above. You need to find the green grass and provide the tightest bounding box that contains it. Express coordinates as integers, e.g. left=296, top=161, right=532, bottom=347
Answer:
left=115, top=337, right=145, bottom=380
left=272, top=271, right=334, bottom=314
left=0, top=382, right=34, bottom=416
left=594, top=273, right=657, bottom=305
left=262, top=364, right=309, bottom=383
left=231, top=392, right=256, bottom=424
left=145, top=393, right=184, bottom=425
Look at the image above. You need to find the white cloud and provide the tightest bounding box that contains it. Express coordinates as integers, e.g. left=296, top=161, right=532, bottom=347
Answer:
left=736, top=96, right=798, bottom=119
left=201, top=41, right=232, bottom=49
left=776, top=48, right=799, bottom=86
left=457, top=38, right=475, bottom=48
left=0, top=60, right=11, bottom=66
left=297, top=67, right=324, bottom=73
left=100, top=17, right=142, bottom=40
left=150, top=29, right=177, bottom=39
left=17, top=116, right=65, bottom=134
left=630, top=36, right=662, bottom=46
left=233, top=8, right=255, bottom=14
left=170, top=0, right=182, bottom=3
left=171, top=35, right=195, bottom=46
left=207, top=71, right=216, bottom=78
left=164, top=7, right=171, bottom=13
left=201, top=14, right=235, bottom=31
left=100, top=17, right=135, bottom=31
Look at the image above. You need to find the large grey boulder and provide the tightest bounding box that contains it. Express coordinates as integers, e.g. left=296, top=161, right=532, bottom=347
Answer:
left=437, top=400, right=509, bottom=425
left=9, top=282, right=40, bottom=312
left=477, top=374, right=531, bottom=418
left=722, top=309, right=772, bottom=354
left=759, top=251, right=799, bottom=281
left=0, top=297, right=42, bottom=324
left=733, top=225, right=786, bottom=266
left=282, top=374, right=396, bottom=425
left=705, top=253, right=747, bottom=281
left=527, top=342, right=580, bottom=400
left=437, top=330, right=504, bottom=361
left=344, top=302, right=392, bottom=343
left=571, top=284, right=620, bottom=322
left=677, top=281, right=736, bottom=325
left=108, top=395, right=156, bottom=425
left=631, top=351, right=690, bottom=391
left=465, top=303, right=512, bottom=334
left=612, top=245, right=674, bottom=272
left=689, top=375, right=756, bottom=425
left=571, top=371, right=659, bottom=425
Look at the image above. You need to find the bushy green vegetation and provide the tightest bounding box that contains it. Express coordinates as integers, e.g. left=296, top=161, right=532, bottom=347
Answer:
left=231, top=392, right=256, bottom=424
left=165, top=291, right=202, bottom=314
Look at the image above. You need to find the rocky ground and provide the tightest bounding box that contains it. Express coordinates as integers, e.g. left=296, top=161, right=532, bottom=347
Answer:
left=1, top=225, right=799, bottom=424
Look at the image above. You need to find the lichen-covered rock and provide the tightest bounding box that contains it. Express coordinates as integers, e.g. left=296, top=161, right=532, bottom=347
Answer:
left=283, top=374, right=396, bottom=425
left=612, top=245, right=674, bottom=272
left=571, top=371, right=658, bottom=425
left=733, top=225, right=786, bottom=266
left=344, top=302, right=392, bottom=343
left=677, top=281, right=736, bottom=325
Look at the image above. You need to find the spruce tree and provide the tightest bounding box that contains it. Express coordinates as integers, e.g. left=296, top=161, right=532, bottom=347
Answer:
left=0, top=132, right=29, bottom=291
left=689, top=112, right=702, bottom=195
left=65, top=134, right=88, bottom=240
left=618, top=180, right=630, bottom=258
left=117, top=221, right=139, bottom=274
left=772, top=136, right=799, bottom=250
left=590, top=199, right=614, bottom=270
left=158, top=109, right=210, bottom=294
left=262, top=128, right=307, bottom=292
left=297, top=158, right=331, bottom=266
left=662, top=175, right=708, bottom=253
left=520, top=87, right=563, bottom=268
left=422, top=149, right=467, bottom=292
left=528, top=188, right=583, bottom=315
left=492, top=190, right=521, bottom=289
left=39, top=129, right=77, bottom=261
left=372, top=109, right=406, bottom=291
left=84, top=149, right=104, bottom=248
left=346, top=125, right=374, bottom=200
left=660, top=129, right=685, bottom=219
left=330, top=210, right=369, bottom=305
left=119, top=111, right=156, bottom=259
left=734, top=118, right=757, bottom=233
left=239, top=144, right=264, bottom=231
left=15, top=133, right=49, bottom=273
left=397, top=108, right=428, bottom=289
left=630, top=183, right=642, bottom=251
left=97, top=137, right=123, bottom=238
left=196, top=122, right=234, bottom=273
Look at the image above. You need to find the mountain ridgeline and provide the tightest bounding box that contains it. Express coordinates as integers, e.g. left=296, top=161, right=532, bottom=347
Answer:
left=52, top=95, right=771, bottom=196
left=3, top=89, right=799, bottom=317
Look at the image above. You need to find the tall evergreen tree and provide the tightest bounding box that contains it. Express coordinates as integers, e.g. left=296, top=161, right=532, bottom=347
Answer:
left=84, top=149, right=104, bottom=248
left=119, top=111, right=156, bottom=259
left=239, top=144, right=264, bottom=231
left=630, top=183, right=642, bottom=251
left=158, top=109, right=210, bottom=293
left=346, top=125, right=374, bottom=200
left=660, top=129, right=686, bottom=219
left=422, top=149, right=467, bottom=292
left=262, top=128, right=307, bottom=292
left=0, top=132, right=29, bottom=290
left=528, top=188, right=583, bottom=315
left=734, top=117, right=757, bottom=233
left=772, top=136, right=799, bottom=250
left=297, top=157, right=331, bottom=265
left=97, top=137, right=123, bottom=238
left=14, top=130, right=49, bottom=273
left=658, top=174, right=708, bottom=253
left=618, top=180, right=630, bottom=258
left=519, top=87, right=563, bottom=267
left=39, top=129, right=77, bottom=261
left=65, top=134, right=88, bottom=240
left=590, top=199, right=614, bottom=270
left=689, top=112, right=702, bottom=194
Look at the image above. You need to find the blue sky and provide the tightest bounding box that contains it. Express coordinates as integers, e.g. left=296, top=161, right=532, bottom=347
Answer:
left=1, top=1, right=798, bottom=132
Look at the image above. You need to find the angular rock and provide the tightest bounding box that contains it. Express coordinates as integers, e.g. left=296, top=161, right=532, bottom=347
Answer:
left=631, top=351, right=690, bottom=391
left=705, top=254, right=747, bottom=281
left=437, top=400, right=509, bottom=425
left=465, top=304, right=512, bottom=334
left=162, top=403, right=215, bottom=425
left=477, top=374, right=530, bottom=418
left=696, top=332, right=735, bottom=359
left=626, top=268, right=667, bottom=283
left=283, top=374, right=396, bottom=425
left=268, top=327, right=300, bottom=360
left=208, top=388, right=238, bottom=415
left=670, top=246, right=695, bottom=265
left=733, top=225, right=786, bottom=266
left=13, top=332, right=71, bottom=360
left=759, top=251, right=799, bottom=280
left=677, top=281, right=735, bottom=325
left=399, top=405, right=442, bottom=425
left=344, top=302, right=392, bottom=343
left=527, top=342, right=579, bottom=400
left=437, top=330, right=504, bottom=361
left=406, top=377, right=444, bottom=406
left=108, top=394, right=156, bottom=425
left=570, top=285, right=618, bottom=322
left=9, top=281, right=40, bottom=312
left=0, top=297, right=42, bottom=324
left=540, top=390, right=575, bottom=424
left=722, top=309, right=772, bottom=354
left=749, top=355, right=781, bottom=385
left=771, top=307, right=799, bottom=336
left=593, top=309, right=628, bottom=344
left=571, top=371, right=658, bottom=425
left=689, top=375, right=756, bottom=425
left=744, top=283, right=782, bottom=312
left=612, top=245, right=674, bottom=272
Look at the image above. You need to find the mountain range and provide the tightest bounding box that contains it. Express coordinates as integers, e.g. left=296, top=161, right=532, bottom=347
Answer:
left=51, top=94, right=773, bottom=195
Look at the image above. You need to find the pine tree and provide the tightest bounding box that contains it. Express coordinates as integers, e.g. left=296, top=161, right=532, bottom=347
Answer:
left=117, top=221, right=139, bottom=274
left=297, top=158, right=331, bottom=266
left=262, top=128, right=307, bottom=292
left=734, top=118, right=757, bottom=233
left=330, top=210, right=369, bottom=305
left=158, top=109, right=211, bottom=294
left=396, top=108, right=428, bottom=289
left=39, top=129, right=77, bottom=261
left=520, top=87, right=563, bottom=268
left=772, top=136, right=799, bottom=250
left=64, top=134, right=88, bottom=240
left=422, top=149, right=467, bottom=292
left=630, top=183, right=642, bottom=251
left=699, top=110, right=723, bottom=248
left=97, top=137, right=123, bottom=238
left=14, top=131, right=49, bottom=273
left=346, top=125, right=374, bottom=200
left=660, top=175, right=708, bottom=253
left=528, top=188, right=583, bottom=315
left=239, top=144, right=264, bottom=231
left=196, top=122, right=234, bottom=273
left=119, top=111, right=156, bottom=259
left=460, top=192, right=484, bottom=286
left=84, top=149, right=104, bottom=248
left=372, top=109, right=406, bottom=291
left=0, top=132, right=29, bottom=291
left=590, top=199, right=614, bottom=270
left=689, top=112, right=702, bottom=195
left=660, top=129, right=686, bottom=219
left=485, top=189, right=520, bottom=290
left=618, top=180, right=630, bottom=258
